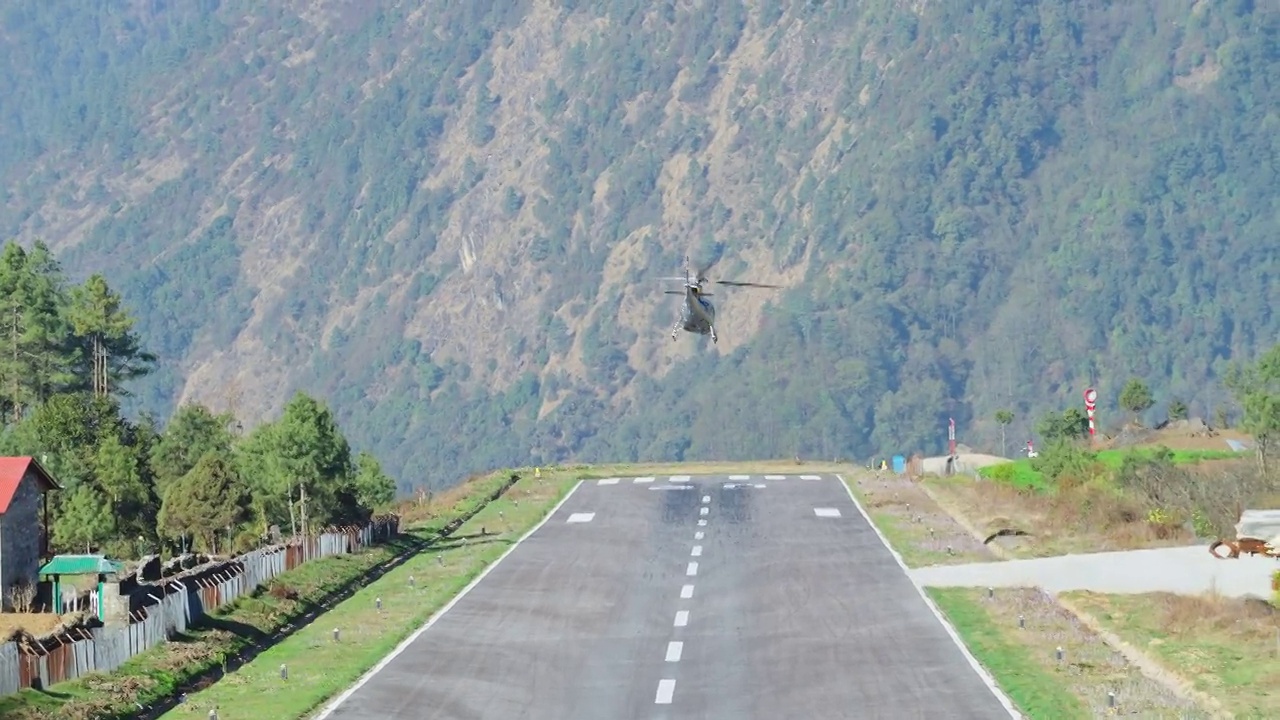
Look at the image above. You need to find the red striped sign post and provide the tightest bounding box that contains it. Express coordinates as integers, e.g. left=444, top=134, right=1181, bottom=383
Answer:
left=1084, top=388, right=1097, bottom=443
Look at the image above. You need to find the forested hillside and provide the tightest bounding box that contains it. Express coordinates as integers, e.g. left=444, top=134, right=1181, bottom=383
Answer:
left=1, top=0, right=1276, bottom=489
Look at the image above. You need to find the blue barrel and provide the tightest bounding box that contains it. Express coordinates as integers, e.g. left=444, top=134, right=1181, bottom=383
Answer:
left=892, top=455, right=906, bottom=474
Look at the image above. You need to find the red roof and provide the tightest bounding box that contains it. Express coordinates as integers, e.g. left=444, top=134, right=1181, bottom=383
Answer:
left=0, top=456, right=62, bottom=514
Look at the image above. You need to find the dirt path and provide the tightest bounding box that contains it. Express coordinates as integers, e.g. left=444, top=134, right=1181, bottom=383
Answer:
left=910, top=544, right=1277, bottom=599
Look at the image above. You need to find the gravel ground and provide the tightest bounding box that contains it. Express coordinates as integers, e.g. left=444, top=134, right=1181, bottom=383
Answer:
left=974, top=587, right=1211, bottom=719
left=849, top=471, right=998, bottom=566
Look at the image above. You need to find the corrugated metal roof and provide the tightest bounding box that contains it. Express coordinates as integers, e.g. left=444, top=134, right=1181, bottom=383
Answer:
left=0, top=456, right=63, bottom=514
left=39, top=554, right=125, bottom=577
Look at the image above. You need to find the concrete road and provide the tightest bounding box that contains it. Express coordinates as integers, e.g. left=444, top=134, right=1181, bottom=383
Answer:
left=911, top=544, right=1280, bottom=599
left=313, top=474, right=1017, bottom=720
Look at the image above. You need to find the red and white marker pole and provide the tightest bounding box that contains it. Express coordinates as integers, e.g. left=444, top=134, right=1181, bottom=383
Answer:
left=949, top=417, right=956, bottom=457
left=1084, top=388, right=1097, bottom=441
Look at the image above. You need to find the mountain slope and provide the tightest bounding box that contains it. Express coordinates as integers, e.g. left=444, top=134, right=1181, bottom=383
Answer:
left=1, top=0, right=1276, bottom=489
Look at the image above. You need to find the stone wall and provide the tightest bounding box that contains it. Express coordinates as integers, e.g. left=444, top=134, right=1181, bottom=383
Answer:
left=0, top=469, right=42, bottom=610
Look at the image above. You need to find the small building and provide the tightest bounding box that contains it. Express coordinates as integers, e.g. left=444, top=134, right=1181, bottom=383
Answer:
left=0, top=456, right=62, bottom=610
left=39, top=554, right=126, bottom=622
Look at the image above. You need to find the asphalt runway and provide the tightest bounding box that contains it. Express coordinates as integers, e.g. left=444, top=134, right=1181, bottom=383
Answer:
left=314, top=474, right=1017, bottom=720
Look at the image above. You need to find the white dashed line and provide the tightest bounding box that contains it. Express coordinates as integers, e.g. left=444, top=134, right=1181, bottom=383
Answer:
left=765, top=474, right=786, bottom=480
left=699, top=507, right=709, bottom=516
left=655, top=679, right=676, bottom=704
left=729, top=474, right=749, bottom=480
left=702, top=495, right=710, bottom=503
left=566, top=513, right=595, bottom=523
left=674, top=610, right=689, bottom=627
left=686, top=562, right=698, bottom=576
left=754, top=483, right=767, bottom=488
left=814, top=508, right=842, bottom=518
left=691, top=545, right=702, bottom=557
left=669, top=475, right=691, bottom=482
left=694, top=531, right=704, bottom=540
left=698, top=519, right=707, bottom=526
left=650, top=485, right=693, bottom=491
left=680, top=584, right=694, bottom=599
left=597, top=478, right=619, bottom=485
left=633, top=477, right=654, bottom=484
left=665, top=641, right=683, bottom=662
left=800, top=474, right=822, bottom=480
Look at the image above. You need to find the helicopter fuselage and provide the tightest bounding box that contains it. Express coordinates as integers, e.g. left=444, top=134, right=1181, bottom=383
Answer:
left=680, top=285, right=716, bottom=335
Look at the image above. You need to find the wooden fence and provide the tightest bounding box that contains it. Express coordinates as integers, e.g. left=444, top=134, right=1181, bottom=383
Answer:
left=0, top=515, right=399, bottom=697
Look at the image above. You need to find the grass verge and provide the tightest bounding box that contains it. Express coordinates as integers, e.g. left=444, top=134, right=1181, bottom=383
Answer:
left=157, top=470, right=580, bottom=719
left=976, top=448, right=1242, bottom=490
left=0, top=470, right=535, bottom=720
left=927, top=587, right=1210, bottom=719
left=843, top=471, right=999, bottom=567
left=1062, top=590, right=1280, bottom=720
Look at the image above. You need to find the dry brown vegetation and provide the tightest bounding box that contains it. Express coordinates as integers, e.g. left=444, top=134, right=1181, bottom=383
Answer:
left=0, top=613, right=73, bottom=642
left=924, top=475, right=1198, bottom=558
left=937, top=587, right=1214, bottom=718
left=847, top=471, right=1001, bottom=567
left=1063, top=590, right=1280, bottom=719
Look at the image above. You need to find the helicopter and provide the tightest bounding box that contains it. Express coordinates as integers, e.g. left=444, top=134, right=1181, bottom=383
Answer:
left=662, top=255, right=782, bottom=344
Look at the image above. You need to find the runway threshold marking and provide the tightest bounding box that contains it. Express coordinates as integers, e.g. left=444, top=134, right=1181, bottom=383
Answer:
left=670, top=475, right=691, bottom=482
left=694, top=531, right=704, bottom=540
left=680, top=584, right=694, bottom=599
left=814, top=507, right=841, bottom=518
left=729, top=474, right=750, bottom=480
left=800, top=474, right=822, bottom=480
left=686, top=561, right=698, bottom=576
left=635, top=476, right=656, bottom=483
left=597, top=478, right=619, bottom=485
left=691, top=545, right=702, bottom=557
left=665, top=641, right=683, bottom=662
left=566, top=512, right=596, bottom=523
left=674, top=610, right=689, bottom=627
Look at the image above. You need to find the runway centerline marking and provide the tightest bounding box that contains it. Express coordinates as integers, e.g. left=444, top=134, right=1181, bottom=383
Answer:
left=691, top=545, right=702, bottom=557
left=566, top=512, right=595, bottom=523
left=655, top=679, right=676, bottom=704
left=680, top=584, right=694, bottom=599
left=665, top=641, right=683, bottom=662
left=674, top=610, right=689, bottom=627
left=694, top=531, right=704, bottom=540
left=686, top=561, right=698, bottom=576
left=698, top=519, right=707, bottom=526
left=699, top=507, right=709, bottom=516
left=814, top=507, right=842, bottom=518
left=702, top=495, right=710, bottom=503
